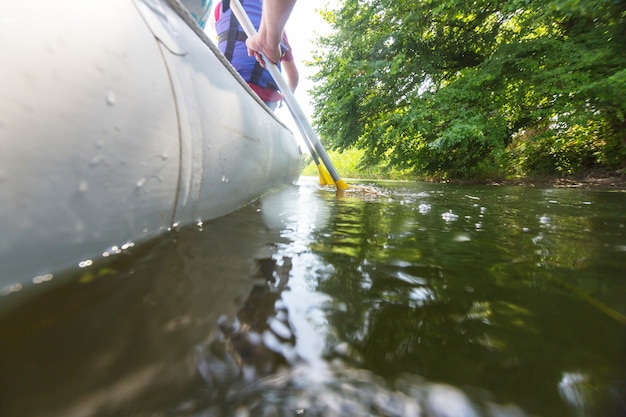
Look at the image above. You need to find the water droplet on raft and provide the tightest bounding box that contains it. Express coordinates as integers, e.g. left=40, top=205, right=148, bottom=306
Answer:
left=106, top=91, right=116, bottom=105
left=78, top=179, right=88, bottom=193
left=136, top=177, right=146, bottom=188
left=32, top=274, right=53, bottom=284
left=78, top=259, right=93, bottom=268
left=121, top=242, right=135, bottom=250
left=89, top=155, right=104, bottom=166
left=1, top=283, right=23, bottom=296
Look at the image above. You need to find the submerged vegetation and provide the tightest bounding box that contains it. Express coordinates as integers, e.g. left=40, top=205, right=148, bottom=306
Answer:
left=308, top=0, right=626, bottom=180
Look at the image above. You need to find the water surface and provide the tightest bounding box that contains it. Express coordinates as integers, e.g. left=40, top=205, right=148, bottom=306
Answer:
left=1, top=177, right=625, bottom=417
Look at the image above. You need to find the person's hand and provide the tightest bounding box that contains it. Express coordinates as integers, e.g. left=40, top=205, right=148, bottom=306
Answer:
left=246, top=31, right=281, bottom=67
left=245, top=0, right=296, bottom=67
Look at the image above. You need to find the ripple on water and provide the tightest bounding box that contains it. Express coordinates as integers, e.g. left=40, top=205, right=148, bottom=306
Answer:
left=442, top=210, right=459, bottom=222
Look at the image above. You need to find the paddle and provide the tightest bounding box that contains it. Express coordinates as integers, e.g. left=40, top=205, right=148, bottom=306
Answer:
left=290, top=113, right=334, bottom=186
left=228, top=0, right=348, bottom=190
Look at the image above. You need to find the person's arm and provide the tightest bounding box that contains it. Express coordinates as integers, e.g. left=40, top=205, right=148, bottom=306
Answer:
left=280, top=33, right=298, bottom=92
left=245, top=0, right=297, bottom=65
left=282, top=59, right=299, bottom=92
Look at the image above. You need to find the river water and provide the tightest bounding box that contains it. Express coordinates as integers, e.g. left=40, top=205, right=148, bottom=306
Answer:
left=1, top=176, right=625, bottom=417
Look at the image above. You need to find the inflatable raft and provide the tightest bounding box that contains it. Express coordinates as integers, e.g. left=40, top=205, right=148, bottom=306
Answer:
left=0, top=0, right=302, bottom=289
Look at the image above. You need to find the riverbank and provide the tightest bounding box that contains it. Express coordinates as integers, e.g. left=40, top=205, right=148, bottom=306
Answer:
left=436, top=169, right=626, bottom=191
left=302, top=154, right=626, bottom=190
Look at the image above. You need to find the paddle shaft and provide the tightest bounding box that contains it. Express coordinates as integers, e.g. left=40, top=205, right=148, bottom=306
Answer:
left=229, top=0, right=347, bottom=189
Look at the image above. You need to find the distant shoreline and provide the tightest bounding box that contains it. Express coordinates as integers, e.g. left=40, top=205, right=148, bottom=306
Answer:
left=434, top=171, right=626, bottom=191
left=302, top=165, right=626, bottom=190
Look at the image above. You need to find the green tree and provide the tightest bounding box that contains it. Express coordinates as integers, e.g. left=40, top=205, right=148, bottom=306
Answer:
left=310, top=0, right=626, bottom=178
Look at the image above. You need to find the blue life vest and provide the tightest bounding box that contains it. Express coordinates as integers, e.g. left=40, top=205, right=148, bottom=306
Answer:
left=216, top=0, right=280, bottom=90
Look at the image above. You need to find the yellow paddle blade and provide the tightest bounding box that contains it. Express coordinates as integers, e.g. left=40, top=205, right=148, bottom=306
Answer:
left=317, top=163, right=334, bottom=186
left=334, top=178, right=349, bottom=190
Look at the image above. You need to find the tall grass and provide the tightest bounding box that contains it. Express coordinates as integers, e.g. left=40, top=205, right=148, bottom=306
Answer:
left=301, top=148, right=416, bottom=180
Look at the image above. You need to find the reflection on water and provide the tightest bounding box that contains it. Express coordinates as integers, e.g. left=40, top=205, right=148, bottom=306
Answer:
left=0, top=177, right=625, bottom=417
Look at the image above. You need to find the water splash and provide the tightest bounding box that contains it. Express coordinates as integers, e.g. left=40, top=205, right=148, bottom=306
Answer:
left=441, top=210, right=459, bottom=222
left=453, top=234, right=471, bottom=242
left=418, top=203, right=431, bottom=214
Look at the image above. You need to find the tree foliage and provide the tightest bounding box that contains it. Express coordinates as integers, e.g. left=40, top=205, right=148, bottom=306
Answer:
left=310, top=0, right=626, bottom=178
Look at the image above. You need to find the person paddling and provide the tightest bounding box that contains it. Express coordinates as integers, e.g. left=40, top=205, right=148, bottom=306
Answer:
left=213, top=0, right=299, bottom=110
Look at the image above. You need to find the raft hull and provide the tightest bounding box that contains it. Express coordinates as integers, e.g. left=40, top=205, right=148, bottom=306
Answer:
left=0, top=0, right=301, bottom=288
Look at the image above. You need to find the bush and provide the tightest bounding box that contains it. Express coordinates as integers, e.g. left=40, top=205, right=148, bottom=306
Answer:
left=505, top=118, right=624, bottom=176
